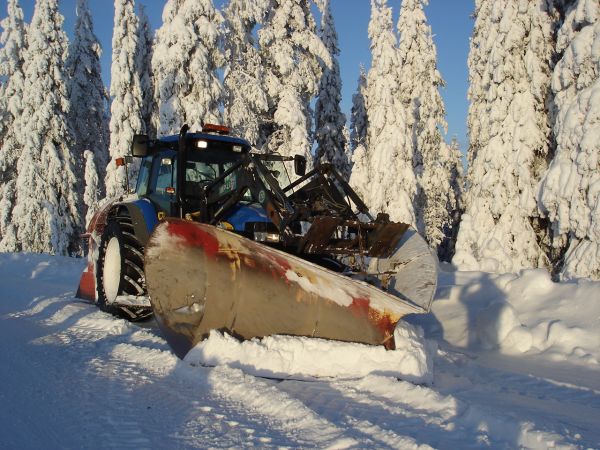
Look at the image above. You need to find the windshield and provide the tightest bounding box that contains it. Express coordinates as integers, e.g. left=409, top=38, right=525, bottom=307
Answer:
left=256, top=158, right=292, bottom=191
left=183, top=149, right=294, bottom=204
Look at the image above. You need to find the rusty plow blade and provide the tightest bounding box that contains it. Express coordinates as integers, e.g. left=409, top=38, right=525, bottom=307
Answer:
left=144, top=219, right=436, bottom=358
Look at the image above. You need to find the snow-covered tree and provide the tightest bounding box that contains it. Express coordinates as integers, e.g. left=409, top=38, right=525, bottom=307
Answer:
left=363, top=0, right=416, bottom=225
left=83, top=150, right=100, bottom=226
left=453, top=0, right=556, bottom=273
left=396, top=0, right=461, bottom=254
left=0, top=0, right=26, bottom=150
left=258, top=0, right=330, bottom=163
left=137, top=3, right=154, bottom=137
left=0, top=0, right=28, bottom=248
left=9, top=0, right=81, bottom=255
left=349, top=65, right=368, bottom=152
left=314, top=0, right=349, bottom=176
left=67, top=0, right=109, bottom=221
left=348, top=66, right=369, bottom=200
left=0, top=0, right=27, bottom=249
left=438, top=137, right=464, bottom=260
left=152, top=0, right=225, bottom=136
left=537, top=0, right=599, bottom=279
left=106, top=0, right=144, bottom=198
left=222, top=0, right=269, bottom=146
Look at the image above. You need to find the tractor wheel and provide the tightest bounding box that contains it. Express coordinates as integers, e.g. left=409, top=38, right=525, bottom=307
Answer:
left=96, top=219, right=152, bottom=321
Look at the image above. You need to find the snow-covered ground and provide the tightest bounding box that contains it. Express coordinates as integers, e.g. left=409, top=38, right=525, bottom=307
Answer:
left=0, top=253, right=599, bottom=449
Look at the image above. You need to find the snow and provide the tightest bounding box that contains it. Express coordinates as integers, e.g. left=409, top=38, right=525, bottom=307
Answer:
left=414, top=264, right=600, bottom=367
left=455, top=0, right=556, bottom=273
left=314, top=0, right=350, bottom=176
left=185, top=326, right=434, bottom=385
left=258, top=0, right=329, bottom=164
left=222, top=0, right=269, bottom=147
left=1, top=252, right=599, bottom=448
left=152, top=0, right=224, bottom=137
left=537, top=0, right=600, bottom=280
left=105, top=0, right=144, bottom=198
left=67, top=0, right=109, bottom=219
left=10, top=0, right=82, bottom=255
left=0, top=0, right=26, bottom=252
left=361, top=0, right=417, bottom=226
left=396, top=0, right=462, bottom=257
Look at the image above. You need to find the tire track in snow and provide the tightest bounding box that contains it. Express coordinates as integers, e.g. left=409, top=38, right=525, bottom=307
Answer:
left=276, top=373, right=574, bottom=449
left=104, top=342, right=296, bottom=448
left=437, top=349, right=600, bottom=410
left=434, top=350, right=600, bottom=447
left=8, top=293, right=319, bottom=448
left=206, top=366, right=360, bottom=448
left=277, top=376, right=463, bottom=449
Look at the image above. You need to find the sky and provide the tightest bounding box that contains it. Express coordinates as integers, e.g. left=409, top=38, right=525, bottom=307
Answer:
left=10, top=0, right=475, bottom=153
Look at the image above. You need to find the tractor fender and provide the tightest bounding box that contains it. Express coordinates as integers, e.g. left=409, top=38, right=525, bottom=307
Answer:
left=119, top=199, right=159, bottom=246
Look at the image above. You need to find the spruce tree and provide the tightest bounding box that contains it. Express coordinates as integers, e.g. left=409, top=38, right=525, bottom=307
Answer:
left=152, top=0, right=225, bottom=136
left=348, top=66, right=369, bottom=201
left=0, top=0, right=26, bottom=150
left=223, top=0, right=269, bottom=146
left=258, top=0, right=330, bottom=163
left=538, top=0, right=599, bottom=279
left=67, top=0, right=109, bottom=221
left=314, top=0, right=349, bottom=176
left=396, top=0, right=461, bottom=255
left=453, top=0, right=556, bottom=273
left=83, top=150, right=100, bottom=226
left=439, top=137, right=464, bottom=260
left=106, top=0, right=144, bottom=198
left=11, top=0, right=81, bottom=255
left=0, top=0, right=27, bottom=249
left=349, top=66, right=368, bottom=153
left=363, top=0, right=416, bottom=225
left=137, top=3, right=154, bottom=137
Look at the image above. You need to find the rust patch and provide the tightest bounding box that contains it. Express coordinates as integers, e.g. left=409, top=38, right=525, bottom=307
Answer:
left=349, top=297, right=371, bottom=319
left=265, top=252, right=293, bottom=281
left=240, top=239, right=292, bottom=281
left=350, top=296, right=398, bottom=348
left=167, top=220, right=219, bottom=257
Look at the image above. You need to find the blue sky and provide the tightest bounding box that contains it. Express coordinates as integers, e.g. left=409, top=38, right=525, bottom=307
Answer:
left=12, top=0, right=474, bottom=152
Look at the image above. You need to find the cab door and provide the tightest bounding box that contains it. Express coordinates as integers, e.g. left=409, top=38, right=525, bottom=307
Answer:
left=147, top=151, right=178, bottom=217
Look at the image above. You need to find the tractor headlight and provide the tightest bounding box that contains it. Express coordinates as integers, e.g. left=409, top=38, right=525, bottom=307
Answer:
left=250, top=222, right=280, bottom=243
left=254, top=231, right=280, bottom=243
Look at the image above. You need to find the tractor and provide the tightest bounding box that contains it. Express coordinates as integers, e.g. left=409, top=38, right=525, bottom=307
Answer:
left=77, top=124, right=437, bottom=358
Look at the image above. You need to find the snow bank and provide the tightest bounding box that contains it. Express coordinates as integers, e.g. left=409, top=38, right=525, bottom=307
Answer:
left=416, top=266, right=600, bottom=366
left=185, top=321, right=435, bottom=385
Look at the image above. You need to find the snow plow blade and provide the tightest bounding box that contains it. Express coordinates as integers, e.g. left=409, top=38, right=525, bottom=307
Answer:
left=145, top=219, right=437, bottom=358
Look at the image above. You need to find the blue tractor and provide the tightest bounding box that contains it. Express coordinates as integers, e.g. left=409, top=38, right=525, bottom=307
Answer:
left=77, top=124, right=437, bottom=357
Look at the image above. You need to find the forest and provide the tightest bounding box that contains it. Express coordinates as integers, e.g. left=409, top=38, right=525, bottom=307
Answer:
left=0, top=0, right=598, bottom=281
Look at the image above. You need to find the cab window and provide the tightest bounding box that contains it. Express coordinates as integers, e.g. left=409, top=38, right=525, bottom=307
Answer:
left=150, top=155, right=176, bottom=195
left=135, top=156, right=153, bottom=196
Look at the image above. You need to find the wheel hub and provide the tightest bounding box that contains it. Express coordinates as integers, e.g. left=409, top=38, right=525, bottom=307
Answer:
left=103, top=237, right=121, bottom=304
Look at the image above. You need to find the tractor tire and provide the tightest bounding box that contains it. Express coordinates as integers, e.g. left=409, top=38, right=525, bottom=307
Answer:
left=96, top=218, right=152, bottom=321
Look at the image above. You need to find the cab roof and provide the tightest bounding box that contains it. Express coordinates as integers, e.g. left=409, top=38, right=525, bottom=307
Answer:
left=159, top=132, right=251, bottom=149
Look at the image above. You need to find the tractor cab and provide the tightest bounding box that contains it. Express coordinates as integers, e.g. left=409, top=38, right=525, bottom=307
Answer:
left=130, top=125, right=300, bottom=241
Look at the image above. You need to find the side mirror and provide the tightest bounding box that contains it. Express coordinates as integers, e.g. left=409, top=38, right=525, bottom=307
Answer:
left=131, top=134, right=149, bottom=157
left=294, top=155, right=307, bottom=177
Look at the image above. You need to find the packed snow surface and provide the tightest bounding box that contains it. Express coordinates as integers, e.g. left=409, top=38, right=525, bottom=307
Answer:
left=1, top=253, right=599, bottom=449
